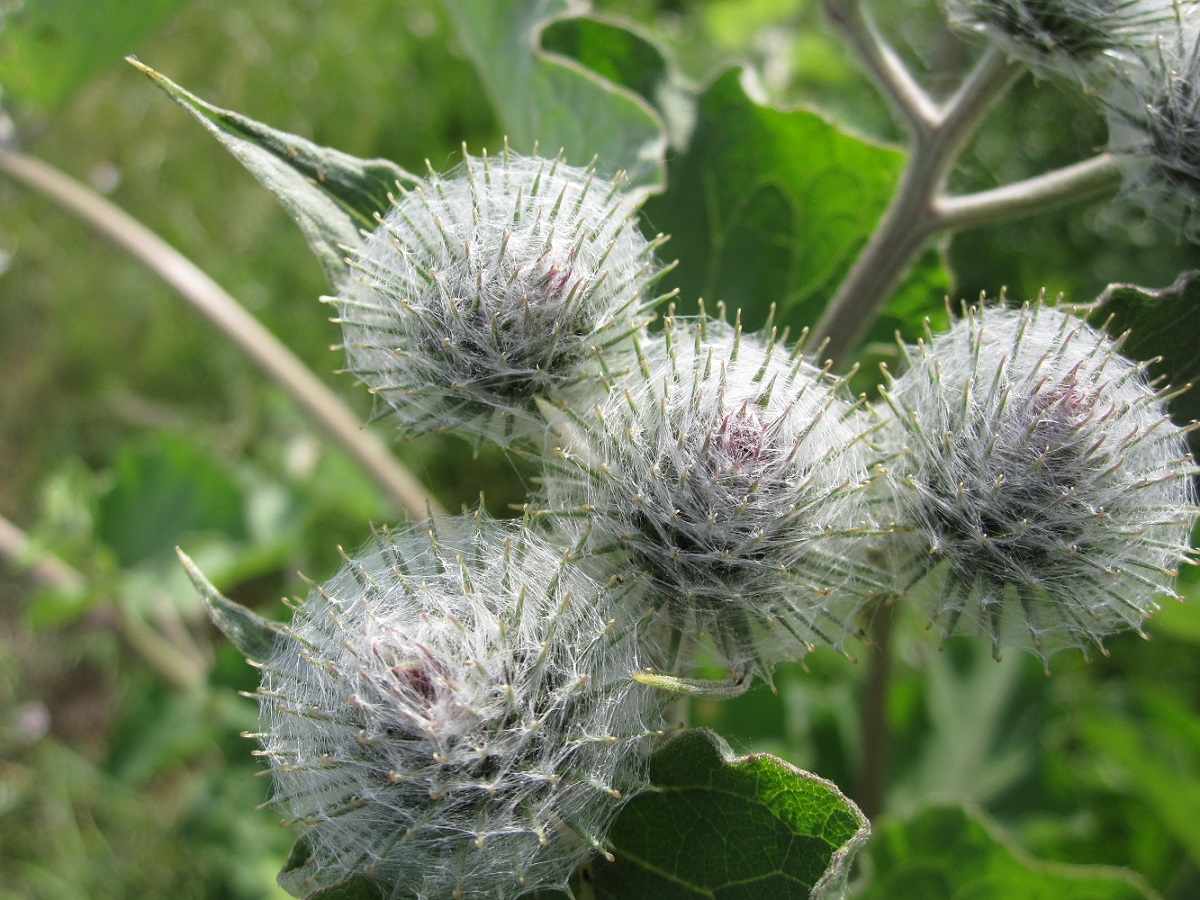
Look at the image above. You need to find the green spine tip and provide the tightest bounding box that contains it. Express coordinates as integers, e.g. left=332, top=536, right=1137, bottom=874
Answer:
left=632, top=670, right=751, bottom=699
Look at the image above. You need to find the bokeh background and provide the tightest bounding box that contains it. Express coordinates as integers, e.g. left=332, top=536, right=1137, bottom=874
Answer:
left=3, top=1, right=1200, bottom=897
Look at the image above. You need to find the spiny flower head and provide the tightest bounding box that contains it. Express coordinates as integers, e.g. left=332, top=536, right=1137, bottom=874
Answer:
left=1103, top=10, right=1200, bottom=239
left=876, top=301, right=1197, bottom=665
left=333, top=147, right=673, bottom=447
left=255, top=513, right=666, bottom=899
left=538, top=312, right=881, bottom=679
left=943, top=0, right=1182, bottom=77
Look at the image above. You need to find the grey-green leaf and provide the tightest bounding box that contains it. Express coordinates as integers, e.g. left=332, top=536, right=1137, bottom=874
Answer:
left=438, top=0, right=667, bottom=192
left=642, top=67, right=947, bottom=338
left=539, top=15, right=695, bottom=150
left=860, top=805, right=1156, bottom=899
left=591, top=728, right=869, bottom=899
left=177, top=548, right=279, bottom=665
left=278, top=837, right=386, bottom=900
left=1089, top=269, right=1200, bottom=436
left=128, top=58, right=416, bottom=290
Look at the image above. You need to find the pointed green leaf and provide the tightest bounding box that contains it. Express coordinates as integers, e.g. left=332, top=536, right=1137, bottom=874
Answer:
left=177, top=548, right=279, bottom=665
left=861, top=805, right=1155, bottom=899
left=591, top=728, right=869, bottom=899
left=642, top=67, right=947, bottom=337
left=1089, top=270, right=1200, bottom=433
left=438, top=0, right=666, bottom=191
left=128, top=58, right=416, bottom=290
left=278, top=837, right=386, bottom=900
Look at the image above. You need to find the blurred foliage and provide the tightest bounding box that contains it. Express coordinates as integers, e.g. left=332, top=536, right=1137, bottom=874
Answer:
left=2, top=0, right=1200, bottom=898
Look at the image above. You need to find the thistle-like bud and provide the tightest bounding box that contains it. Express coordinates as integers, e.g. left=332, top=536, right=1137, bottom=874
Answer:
left=876, top=301, right=1197, bottom=665
left=254, top=513, right=665, bottom=899
left=332, top=148, right=672, bottom=447
left=1102, top=11, right=1200, bottom=239
left=942, top=0, right=1181, bottom=78
left=538, top=314, right=881, bottom=679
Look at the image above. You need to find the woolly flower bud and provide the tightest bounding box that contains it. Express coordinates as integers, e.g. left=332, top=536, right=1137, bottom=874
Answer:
left=539, top=314, right=881, bottom=679
left=942, top=0, right=1180, bottom=77
left=333, top=149, right=672, bottom=446
left=1103, top=11, right=1200, bottom=239
left=256, top=513, right=665, bottom=899
left=877, top=302, right=1197, bottom=664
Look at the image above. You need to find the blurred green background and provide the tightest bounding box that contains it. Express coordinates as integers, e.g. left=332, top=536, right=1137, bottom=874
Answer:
left=2, top=0, right=1200, bottom=897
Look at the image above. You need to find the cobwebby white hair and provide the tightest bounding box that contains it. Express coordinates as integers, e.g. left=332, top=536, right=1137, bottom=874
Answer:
left=876, top=301, right=1197, bottom=665
left=333, top=149, right=671, bottom=448
left=255, top=513, right=667, bottom=899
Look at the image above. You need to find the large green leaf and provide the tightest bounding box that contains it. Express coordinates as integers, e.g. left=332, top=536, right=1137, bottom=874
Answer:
left=0, top=0, right=188, bottom=108
left=129, top=59, right=416, bottom=290
left=1089, top=270, right=1200, bottom=435
left=96, top=431, right=246, bottom=568
left=539, top=15, right=695, bottom=150
left=861, top=805, right=1154, bottom=899
left=590, top=728, right=869, bottom=899
left=438, top=0, right=666, bottom=190
left=539, top=16, right=671, bottom=108
left=641, top=67, right=947, bottom=339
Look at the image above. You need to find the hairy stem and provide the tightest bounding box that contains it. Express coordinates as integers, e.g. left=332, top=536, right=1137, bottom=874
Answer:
left=0, top=149, right=440, bottom=519
left=0, top=512, right=206, bottom=691
left=935, top=153, right=1123, bottom=230
left=856, top=598, right=894, bottom=822
left=810, top=46, right=1023, bottom=364
left=821, top=0, right=938, bottom=131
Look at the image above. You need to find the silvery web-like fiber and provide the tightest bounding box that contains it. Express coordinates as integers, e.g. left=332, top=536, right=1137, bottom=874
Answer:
left=942, top=0, right=1183, bottom=78
left=537, top=314, right=883, bottom=680
left=1103, top=6, right=1200, bottom=240
left=875, top=301, right=1197, bottom=665
left=332, top=149, right=672, bottom=448
left=255, top=513, right=668, bottom=900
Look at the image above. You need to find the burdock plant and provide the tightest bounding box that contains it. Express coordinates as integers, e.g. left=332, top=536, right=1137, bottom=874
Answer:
left=67, top=0, right=1200, bottom=895
left=875, top=302, right=1197, bottom=665
left=1103, top=8, right=1200, bottom=237
left=335, top=149, right=674, bottom=447
left=942, top=0, right=1181, bottom=76
left=184, top=513, right=666, bottom=900
left=537, top=312, right=882, bottom=680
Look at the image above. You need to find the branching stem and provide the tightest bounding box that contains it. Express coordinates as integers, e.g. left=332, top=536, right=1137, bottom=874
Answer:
left=812, top=7, right=1127, bottom=365
left=0, top=149, right=440, bottom=519
left=935, top=153, right=1123, bottom=231
left=809, top=28, right=1023, bottom=364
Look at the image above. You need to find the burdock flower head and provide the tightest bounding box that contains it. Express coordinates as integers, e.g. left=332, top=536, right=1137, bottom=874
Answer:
left=942, top=0, right=1182, bottom=76
left=876, top=301, right=1197, bottom=665
left=333, top=148, right=673, bottom=447
left=194, top=513, right=666, bottom=900
left=538, top=313, right=881, bottom=680
left=1103, top=10, right=1200, bottom=239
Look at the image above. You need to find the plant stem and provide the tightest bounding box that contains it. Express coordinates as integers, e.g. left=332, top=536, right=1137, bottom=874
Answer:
left=0, top=512, right=206, bottom=691
left=809, top=46, right=1023, bottom=364
left=856, top=598, right=894, bottom=822
left=934, top=153, right=1122, bottom=230
left=0, top=149, right=440, bottom=519
left=821, top=0, right=939, bottom=131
